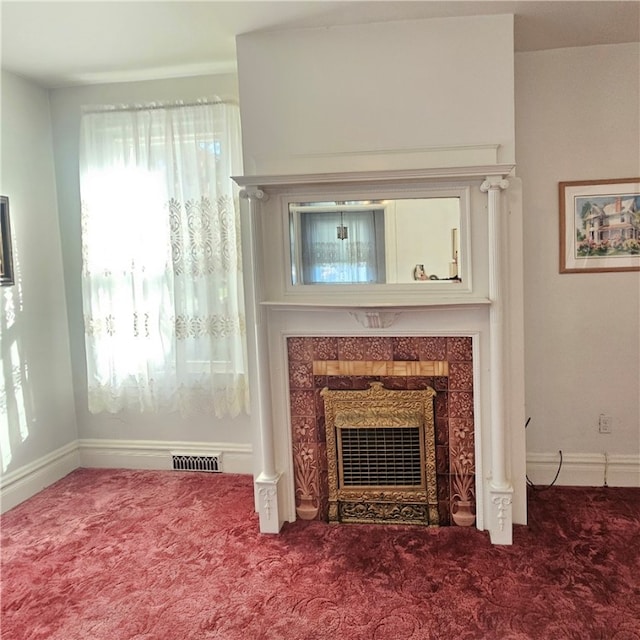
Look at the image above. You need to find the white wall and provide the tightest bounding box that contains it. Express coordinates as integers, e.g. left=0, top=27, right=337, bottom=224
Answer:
left=47, top=74, right=254, bottom=452
left=237, top=14, right=515, bottom=174
left=516, top=43, right=640, bottom=486
left=0, top=71, right=78, bottom=505
left=391, top=198, right=459, bottom=282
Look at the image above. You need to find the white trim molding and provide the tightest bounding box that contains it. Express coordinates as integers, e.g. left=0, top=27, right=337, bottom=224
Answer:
left=233, top=163, right=515, bottom=191
left=0, top=438, right=254, bottom=514
left=527, top=452, right=640, bottom=488
left=0, top=442, right=80, bottom=514
left=78, top=439, right=253, bottom=475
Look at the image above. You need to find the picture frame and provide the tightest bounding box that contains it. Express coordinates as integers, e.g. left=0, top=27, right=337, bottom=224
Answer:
left=0, top=195, right=15, bottom=286
left=559, top=178, right=640, bottom=273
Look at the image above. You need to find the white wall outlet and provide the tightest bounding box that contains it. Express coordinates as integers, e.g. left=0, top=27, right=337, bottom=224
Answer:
left=598, top=414, right=612, bottom=434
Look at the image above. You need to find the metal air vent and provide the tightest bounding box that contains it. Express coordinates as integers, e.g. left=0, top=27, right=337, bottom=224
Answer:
left=171, top=454, right=221, bottom=473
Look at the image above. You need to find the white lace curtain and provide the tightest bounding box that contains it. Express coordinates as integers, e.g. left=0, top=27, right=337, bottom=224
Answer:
left=79, top=100, right=249, bottom=417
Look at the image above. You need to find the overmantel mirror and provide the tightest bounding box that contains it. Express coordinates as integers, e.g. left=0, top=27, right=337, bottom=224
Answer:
left=287, top=191, right=469, bottom=288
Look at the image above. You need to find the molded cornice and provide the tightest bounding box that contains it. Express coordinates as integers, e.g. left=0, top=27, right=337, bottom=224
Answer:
left=232, top=164, right=515, bottom=190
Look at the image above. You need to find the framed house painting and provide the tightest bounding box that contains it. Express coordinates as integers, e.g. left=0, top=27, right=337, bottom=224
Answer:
left=559, top=178, right=640, bottom=273
left=0, top=195, right=15, bottom=286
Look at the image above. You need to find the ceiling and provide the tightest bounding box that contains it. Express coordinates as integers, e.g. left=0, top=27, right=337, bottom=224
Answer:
left=2, top=1, right=639, bottom=88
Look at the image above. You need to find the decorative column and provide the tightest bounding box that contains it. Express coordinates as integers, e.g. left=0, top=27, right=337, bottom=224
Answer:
left=239, top=186, right=284, bottom=534
left=481, top=175, right=513, bottom=545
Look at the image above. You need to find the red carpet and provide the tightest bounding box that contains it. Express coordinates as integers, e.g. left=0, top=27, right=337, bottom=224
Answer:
left=1, top=469, right=639, bottom=639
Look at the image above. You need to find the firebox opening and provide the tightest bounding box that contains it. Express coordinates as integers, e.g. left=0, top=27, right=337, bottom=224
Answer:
left=338, top=425, right=424, bottom=487
left=322, top=382, right=439, bottom=527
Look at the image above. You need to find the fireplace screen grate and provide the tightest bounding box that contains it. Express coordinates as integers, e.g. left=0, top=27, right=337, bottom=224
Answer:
left=322, top=382, right=439, bottom=526
left=339, top=426, right=422, bottom=487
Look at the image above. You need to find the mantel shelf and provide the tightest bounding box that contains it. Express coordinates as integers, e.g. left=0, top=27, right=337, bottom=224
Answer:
left=260, top=298, right=492, bottom=311
left=233, top=164, right=515, bottom=191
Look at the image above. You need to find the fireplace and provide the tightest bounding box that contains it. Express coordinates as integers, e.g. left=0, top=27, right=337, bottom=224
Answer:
left=234, top=163, right=525, bottom=545
left=322, top=382, right=439, bottom=526
left=288, top=335, right=476, bottom=527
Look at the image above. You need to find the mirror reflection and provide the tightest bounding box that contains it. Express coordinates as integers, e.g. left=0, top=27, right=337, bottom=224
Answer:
left=289, top=198, right=461, bottom=285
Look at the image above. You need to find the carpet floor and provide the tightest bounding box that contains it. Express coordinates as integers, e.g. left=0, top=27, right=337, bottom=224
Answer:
left=1, top=469, right=639, bottom=639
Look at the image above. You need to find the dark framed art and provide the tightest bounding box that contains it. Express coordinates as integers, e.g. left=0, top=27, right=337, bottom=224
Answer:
left=1, top=195, right=15, bottom=286
left=559, top=178, right=640, bottom=273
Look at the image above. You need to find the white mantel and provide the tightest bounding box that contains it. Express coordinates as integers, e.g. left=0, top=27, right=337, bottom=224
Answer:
left=233, top=164, right=525, bottom=545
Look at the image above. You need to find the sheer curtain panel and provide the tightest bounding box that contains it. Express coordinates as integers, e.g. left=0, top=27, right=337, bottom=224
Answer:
left=300, top=210, right=383, bottom=283
left=79, top=100, right=249, bottom=417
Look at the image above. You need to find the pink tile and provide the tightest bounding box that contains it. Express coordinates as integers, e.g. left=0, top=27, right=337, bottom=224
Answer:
left=327, top=376, right=355, bottom=390
left=449, top=392, right=474, bottom=419
left=418, top=337, right=447, bottom=360
left=434, top=376, right=449, bottom=392
left=446, top=336, right=473, bottom=362
left=392, top=336, right=420, bottom=361
left=351, top=376, right=376, bottom=390
left=436, top=445, right=450, bottom=474
left=448, top=362, right=473, bottom=391
left=450, top=474, right=476, bottom=504
left=380, top=376, right=407, bottom=390
left=337, top=337, right=365, bottom=360
left=292, top=442, right=320, bottom=499
left=314, top=388, right=327, bottom=417
left=317, top=415, right=327, bottom=442
left=289, top=390, right=316, bottom=417
left=406, top=376, right=435, bottom=390
left=317, top=442, right=328, bottom=472
left=437, top=478, right=450, bottom=502
left=313, top=375, right=328, bottom=389
left=287, top=337, right=313, bottom=362
left=451, top=443, right=475, bottom=472
left=361, top=337, right=393, bottom=360
left=450, top=418, right=474, bottom=447
left=312, top=337, right=338, bottom=360
left=289, top=361, right=314, bottom=390
left=435, top=392, right=449, bottom=419
left=438, top=499, right=451, bottom=526
left=291, top=416, right=318, bottom=443
left=436, top=418, right=449, bottom=445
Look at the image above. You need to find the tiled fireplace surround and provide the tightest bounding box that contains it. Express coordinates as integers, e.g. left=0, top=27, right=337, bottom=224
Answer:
left=287, top=335, right=475, bottom=527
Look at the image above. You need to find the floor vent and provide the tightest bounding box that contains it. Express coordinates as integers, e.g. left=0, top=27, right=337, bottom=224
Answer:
left=171, top=454, right=221, bottom=473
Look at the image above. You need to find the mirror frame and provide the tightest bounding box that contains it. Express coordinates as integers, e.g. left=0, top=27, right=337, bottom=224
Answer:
left=282, top=185, right=473, bottom=298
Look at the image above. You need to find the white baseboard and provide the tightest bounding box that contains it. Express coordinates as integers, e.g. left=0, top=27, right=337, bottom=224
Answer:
left=527, top=452, right=640, bottom=488
left=0, top=439, right=254, bottom=513
left=78, top=438, right=253, bottom=475
left=0, top=442, right=80, bottom=514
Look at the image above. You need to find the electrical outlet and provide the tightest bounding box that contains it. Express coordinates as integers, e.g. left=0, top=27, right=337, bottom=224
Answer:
left=598, top=414, right=612, bottom=434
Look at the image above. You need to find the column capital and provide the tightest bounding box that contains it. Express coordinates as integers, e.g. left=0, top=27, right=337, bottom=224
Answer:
left=239, top=186, right=269, bottom=202
left=481, top=176, right=509, bottom=192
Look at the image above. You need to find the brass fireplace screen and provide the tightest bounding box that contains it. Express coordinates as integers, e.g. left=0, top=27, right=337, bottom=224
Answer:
left=321, top=382, right=439, bottom=526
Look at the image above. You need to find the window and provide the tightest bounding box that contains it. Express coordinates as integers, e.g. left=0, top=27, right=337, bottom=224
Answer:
left=291, top=206, right=386, bottom=284
left=79, top=100, right=248, bottom=417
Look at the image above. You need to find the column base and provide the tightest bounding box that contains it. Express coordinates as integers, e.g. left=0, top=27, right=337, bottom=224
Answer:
left=489, top=485, right=514, bottom=545
left=254, top=472, right=284, bottom=534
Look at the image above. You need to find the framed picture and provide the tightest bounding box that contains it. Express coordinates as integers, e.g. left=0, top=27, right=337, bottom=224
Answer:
left=0, top=195, right=15, bottom=286
left=559, top=178, right=640, bottom=273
